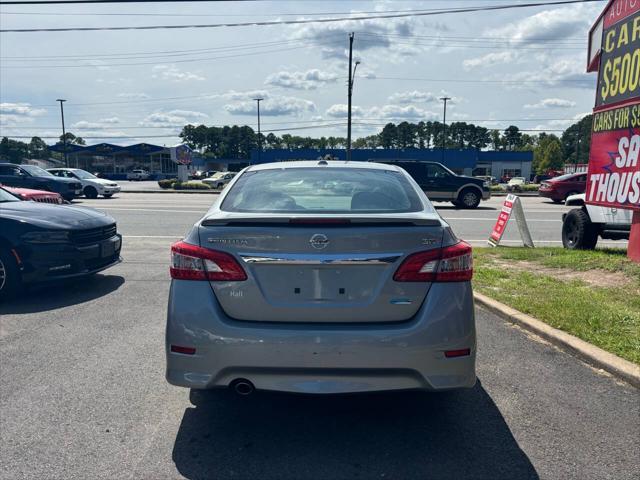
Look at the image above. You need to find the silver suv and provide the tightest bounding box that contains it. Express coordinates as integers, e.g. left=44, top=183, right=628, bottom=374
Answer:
left=166, top=161, right=476, bottom=395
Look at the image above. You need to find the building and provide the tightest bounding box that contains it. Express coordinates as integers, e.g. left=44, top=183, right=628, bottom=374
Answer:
left=248, top=148, right=533, bottom=180
left=48, top=143, right=192, bottom=179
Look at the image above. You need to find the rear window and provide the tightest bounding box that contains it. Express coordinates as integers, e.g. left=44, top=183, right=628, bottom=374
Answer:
left=221, top=167, right=424, bottom=213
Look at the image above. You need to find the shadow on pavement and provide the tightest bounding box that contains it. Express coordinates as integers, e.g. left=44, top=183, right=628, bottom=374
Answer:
left=172, top=382, right=538, bottom=480
left=0, top=274, right=124, bottom=314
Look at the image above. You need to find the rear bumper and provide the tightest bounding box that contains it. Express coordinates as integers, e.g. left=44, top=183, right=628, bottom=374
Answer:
left=166, top=281, right=477, bottom=394
left=538, top=189, right=561, bottom=201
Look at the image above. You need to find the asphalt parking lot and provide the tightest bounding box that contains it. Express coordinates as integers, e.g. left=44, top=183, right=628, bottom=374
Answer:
left=0, top=193, right=637, bottom=480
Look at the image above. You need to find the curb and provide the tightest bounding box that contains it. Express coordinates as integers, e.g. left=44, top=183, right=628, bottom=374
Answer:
left=474, top=291, right=640, bottom=388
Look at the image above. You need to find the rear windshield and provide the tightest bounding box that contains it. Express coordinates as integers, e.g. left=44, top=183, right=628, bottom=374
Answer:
left=221, top=168, right=424, bottom=213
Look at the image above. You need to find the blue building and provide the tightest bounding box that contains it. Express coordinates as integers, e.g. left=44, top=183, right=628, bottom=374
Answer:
left=247, top=149, right=533, bottom=180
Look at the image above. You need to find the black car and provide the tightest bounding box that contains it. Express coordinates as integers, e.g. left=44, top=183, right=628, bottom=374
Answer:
left=385, top=161, right=491, bottom=208
left=0, top=163, right=83, bottom=201
left=0, top=187, right=122, bottom=299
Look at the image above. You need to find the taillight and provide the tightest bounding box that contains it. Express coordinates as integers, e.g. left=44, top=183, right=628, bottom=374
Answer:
left=393, top=241, right=473, bottom=282
left=170, top=241, right=247, bottom=281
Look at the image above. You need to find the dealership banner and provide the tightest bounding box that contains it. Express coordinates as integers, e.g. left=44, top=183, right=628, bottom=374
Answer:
left=587, top=1, right=640, bottom=211
left=587, top=103, right=640, bottom=209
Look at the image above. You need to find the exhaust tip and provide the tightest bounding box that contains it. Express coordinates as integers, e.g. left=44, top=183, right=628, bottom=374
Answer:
left=232, top=379, right=254, bottom=396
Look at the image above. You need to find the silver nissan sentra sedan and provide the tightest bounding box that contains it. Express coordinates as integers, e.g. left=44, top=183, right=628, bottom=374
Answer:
left=166, top=161, right=476, bottom=395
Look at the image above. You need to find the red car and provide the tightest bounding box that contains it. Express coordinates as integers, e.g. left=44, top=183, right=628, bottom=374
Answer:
left=1, top=185, right=64, bottom=204
left=538, top=173, right=587, bottom=203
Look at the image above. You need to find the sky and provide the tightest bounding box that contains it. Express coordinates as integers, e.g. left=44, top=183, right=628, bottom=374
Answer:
left=0, top=0, right=607, bottom=146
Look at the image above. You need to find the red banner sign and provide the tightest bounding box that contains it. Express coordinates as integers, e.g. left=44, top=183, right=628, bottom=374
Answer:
left=588, top=1, right=640, bottom=211
left=586, top=107, right=640, bottom=209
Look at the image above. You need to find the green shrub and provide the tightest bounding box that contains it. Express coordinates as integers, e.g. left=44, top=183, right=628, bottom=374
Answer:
left=173, top=181, right=211, bottom=190
left=158, top=178, right=177, bottom=189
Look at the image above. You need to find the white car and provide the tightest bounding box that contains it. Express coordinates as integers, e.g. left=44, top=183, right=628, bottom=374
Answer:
left=126, top=169, right=150, bottom=181
left=48, top=168, right=121, bottom=199
left=562, top=193, right=631, bottom=249
left=201, top=171, right=236, bottom=189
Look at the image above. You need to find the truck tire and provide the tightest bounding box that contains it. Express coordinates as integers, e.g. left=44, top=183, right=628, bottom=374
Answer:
left=457, top=188, right=481, bottom=209
left=0, top=248, right=20, bottom=301
left=562, top=209, right=598, bottom=250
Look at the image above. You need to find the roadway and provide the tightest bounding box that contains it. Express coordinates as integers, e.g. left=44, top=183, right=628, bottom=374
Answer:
left=0, top=192, right=637, bottom=479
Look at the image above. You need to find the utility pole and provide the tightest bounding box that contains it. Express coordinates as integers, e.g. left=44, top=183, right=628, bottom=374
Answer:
left=56, top=99, right=68, bottom=167
left=347, top=32, right=360, bottom=162
left=439, top=96, right=451, bottom=163
left=253, top=97, right=263, bottom=164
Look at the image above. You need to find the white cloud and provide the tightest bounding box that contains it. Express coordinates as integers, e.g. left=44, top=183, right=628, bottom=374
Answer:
left=218, top=89, right=271, bottom=101
left=140, top=110, right=209, bottom=127
left=72, top=117, right=121, bottom=129
left=487, top=5, right=596, bottom=45
left=265, top=69, right=339, bottom=90
left=532, top=112, right=591, bottom=132
left=0, top=103, right=46, bottom=116
left=289, top=15, right=446, bottom=60
left=368, top=105, right=439, bottom=120
left=224, top=95, right=316, bottom=117
left=524, top=98, right=577, bottom=109
left=117, top=93, right=150, bottom=99
left=325, top=104, right=364, bottom=118
left=505, top=58, right=595, bottom=89
left=0, top=102, right=47, bottom=127
left=151, top=65, right=205, bottom=82
left=388, top=90, right=438, bottom=104
left=463, top=51, right=519, bottom=69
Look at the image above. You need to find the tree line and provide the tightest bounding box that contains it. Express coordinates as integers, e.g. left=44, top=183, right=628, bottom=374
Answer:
left=1, top=116, right=591, bottom=175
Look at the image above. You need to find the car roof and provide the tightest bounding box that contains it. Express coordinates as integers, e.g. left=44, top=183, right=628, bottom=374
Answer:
left=246, top=161, right=402, bottom=173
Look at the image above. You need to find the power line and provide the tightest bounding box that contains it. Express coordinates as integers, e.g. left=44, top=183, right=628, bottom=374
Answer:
left=0, top=1, right=604, bottom=33
left=366, top=76, right=593, bottom=84
left=0, top=43, right=316, bottom=68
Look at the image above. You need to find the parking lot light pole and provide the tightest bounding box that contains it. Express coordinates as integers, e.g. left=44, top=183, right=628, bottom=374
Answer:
left=439, top=96, right=451, bottom=163
left=56, top=99, right=68, bottom=167
left=347, top=33, right=360, bottom=162
left=253, top=97, right=263, bottom=164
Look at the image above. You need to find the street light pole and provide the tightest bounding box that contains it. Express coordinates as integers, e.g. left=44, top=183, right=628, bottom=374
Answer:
left=253, top=97, right=263, bottom=164
left=347, top=32, right=359, bottom=162
left=439, top=96, right=451, bottom=163
left=56, top=99, right=68, bottom=167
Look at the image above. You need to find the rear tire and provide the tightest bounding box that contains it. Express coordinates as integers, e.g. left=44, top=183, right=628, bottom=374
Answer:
left=457, top=188, right=481, bottom=209
left=0, top=248, right=20, bottom=301
left=84, top=186, right=98, bottom=199
left=562, top=209, right=598, bottom=250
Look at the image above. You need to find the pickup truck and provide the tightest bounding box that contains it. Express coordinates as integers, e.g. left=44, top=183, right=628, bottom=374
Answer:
left=385, top=161, right=491, bottom=208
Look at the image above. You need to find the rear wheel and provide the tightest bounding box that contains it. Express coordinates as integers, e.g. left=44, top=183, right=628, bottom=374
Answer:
left=84, top=186, right=98, bottom=199
left=0, top=248, right=20, bottom=300
left=562, top=209, right=598, bottom=250
left=457, top=188, right=481, bottom=209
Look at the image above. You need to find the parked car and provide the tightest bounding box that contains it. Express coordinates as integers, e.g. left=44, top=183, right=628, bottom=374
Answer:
left=385, top=161, right=490, bottom=208
left=561, top=193, right=631, bottom=249
left=506, top=177, right=526, bottom=192
left=0, top=163, right=82, bottom=201
left=475, top=175, right=498, bottom=185
left=1, top=185, right=64, bottom=204
left=48, top=168, right=121, bottom=199
left=126, top=169, right=150, bottom=181
left=166, top=161, right=476, bottom=395
left=539, top=172, right=587, bottom=203
left=201, top=171, right=236, bottom=189
left=0, top=186, right=122, bottom=299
